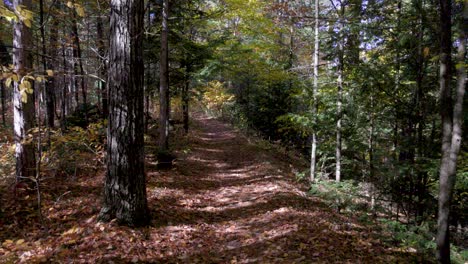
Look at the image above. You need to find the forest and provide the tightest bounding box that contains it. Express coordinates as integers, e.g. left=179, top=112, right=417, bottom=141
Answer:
left=0, top=0, right=466, bottom=263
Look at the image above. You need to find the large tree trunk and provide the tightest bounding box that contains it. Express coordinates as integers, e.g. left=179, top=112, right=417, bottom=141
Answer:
left=159, top=0, right=170, bottom=151
left=436, top=0, right=466, bottom=262
left=310, top=0, right=319, bottom=182
left=99, top=0, right=149, bottom=227
left=13, top=0, right=36, bottom=181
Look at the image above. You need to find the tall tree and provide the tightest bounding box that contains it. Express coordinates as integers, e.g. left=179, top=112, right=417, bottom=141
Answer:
left=0, top=39, right=10, bottom=126
left=39, top=0, right=55, bottom=128
left=159, top=0, right=170, bottom=151
left=12, top=0, right=36, bottom=181
left=335, top=3, right=345, bottom=182
left=99, top=0, right=149, bottom=226
left=70, top=0, right=86, bottom=108
left=96, top=8, right=108, bottom=118
left=436, top=0, right=466, bottom=262
left=310, top=0, right=319, bottom=182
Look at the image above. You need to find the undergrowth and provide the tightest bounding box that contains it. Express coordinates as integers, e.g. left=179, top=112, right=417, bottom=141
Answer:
left=307, top=178, right=467, bottom=263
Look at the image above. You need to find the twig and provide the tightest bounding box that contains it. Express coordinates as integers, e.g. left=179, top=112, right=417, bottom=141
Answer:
left=54, top=191, right=71, bottom=205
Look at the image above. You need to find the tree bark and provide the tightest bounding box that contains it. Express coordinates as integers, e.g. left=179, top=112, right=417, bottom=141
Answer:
left=159, top=0, right=170, bottom=151
left=99, top=0, right=149, bottom=226
left=436, top=0, right=466, bottom=262
left=13, top=0, right=36, bottom=181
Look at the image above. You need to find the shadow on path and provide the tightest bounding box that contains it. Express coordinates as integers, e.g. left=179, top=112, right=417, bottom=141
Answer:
left=141, top=113, right=426, bottom=263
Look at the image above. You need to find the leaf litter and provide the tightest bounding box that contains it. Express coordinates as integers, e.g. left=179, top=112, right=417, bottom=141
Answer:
left=0, top=113, right=431, bottom=263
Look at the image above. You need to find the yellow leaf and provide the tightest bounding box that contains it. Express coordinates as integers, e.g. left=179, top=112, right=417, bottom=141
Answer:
left=75, top=5, right=85, bottom=17
left=67, top=1, right=74, bottom=8
left=5, top=77, right=12, bottom=88
left=23, top=18, right=31, bottom=28
left=46, top=70, right=54, bottom=76
left=12, top=74, right=19, bottom=82
left=21, top=90, right=28, bottom=103
left=36, top=76, right=43, bottom=82
left=423, top=47, right=430, bottom=58
left=16, top=239, right=25, bottom=245
left=2, top=240, right=13, bottom=246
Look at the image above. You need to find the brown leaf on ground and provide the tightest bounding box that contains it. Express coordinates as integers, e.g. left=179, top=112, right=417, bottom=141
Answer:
left=0, top=112, right=431, bottom=263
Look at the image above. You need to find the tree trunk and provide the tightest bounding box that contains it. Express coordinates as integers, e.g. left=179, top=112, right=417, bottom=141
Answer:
left=39, top=0, right=55, bottom=128
left=97, top=13, right=108, bottom=118
left=61, top=42, right=68, bottom=129
left=0, top=40, right=9, bottom=127
left=1, top=81, right=5, bottom=126
left=336, top=58, right=342, bottom=183
left=369, top=92, right=375, bottom=211
left=159, top=0, right=170, bottom=151
left=310, top=0, right=319, bottom=182
left=71, top=1, right=86, bottom=108
left=335, top=7, right=344, bottom=182
left=183, top=61, right=190, bottom=134
left=346, top=0, right=362, bottom=64
left=13, top=0, right=36, bottom=181
left=436, top=0, right=466, bottom=262
left=144, top=1, right=152, bottom=133
left=99, top=0, right=149, bottom=227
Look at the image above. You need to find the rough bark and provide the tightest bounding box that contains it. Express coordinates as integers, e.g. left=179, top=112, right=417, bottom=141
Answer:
left=436, top=0, right=466, bottom=262
left=13, top=0, right=36, bottom=181
left=99, top=0, right=149, bottom=227
left=159, top=0, right=170, bottom=151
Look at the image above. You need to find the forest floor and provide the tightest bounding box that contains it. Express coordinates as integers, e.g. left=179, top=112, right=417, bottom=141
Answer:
left=0, top=112, right=431, bottom=263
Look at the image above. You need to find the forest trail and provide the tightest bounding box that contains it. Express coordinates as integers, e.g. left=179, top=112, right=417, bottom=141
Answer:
left=143, top=112, right=420, bottom=263
left=0, top=113, right=425, bottom=263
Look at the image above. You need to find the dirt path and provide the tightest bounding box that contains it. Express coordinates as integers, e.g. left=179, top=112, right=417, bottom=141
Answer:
left=0, top=113, right=425, bottom=263
left=144, top=113, right=419, bottom=263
